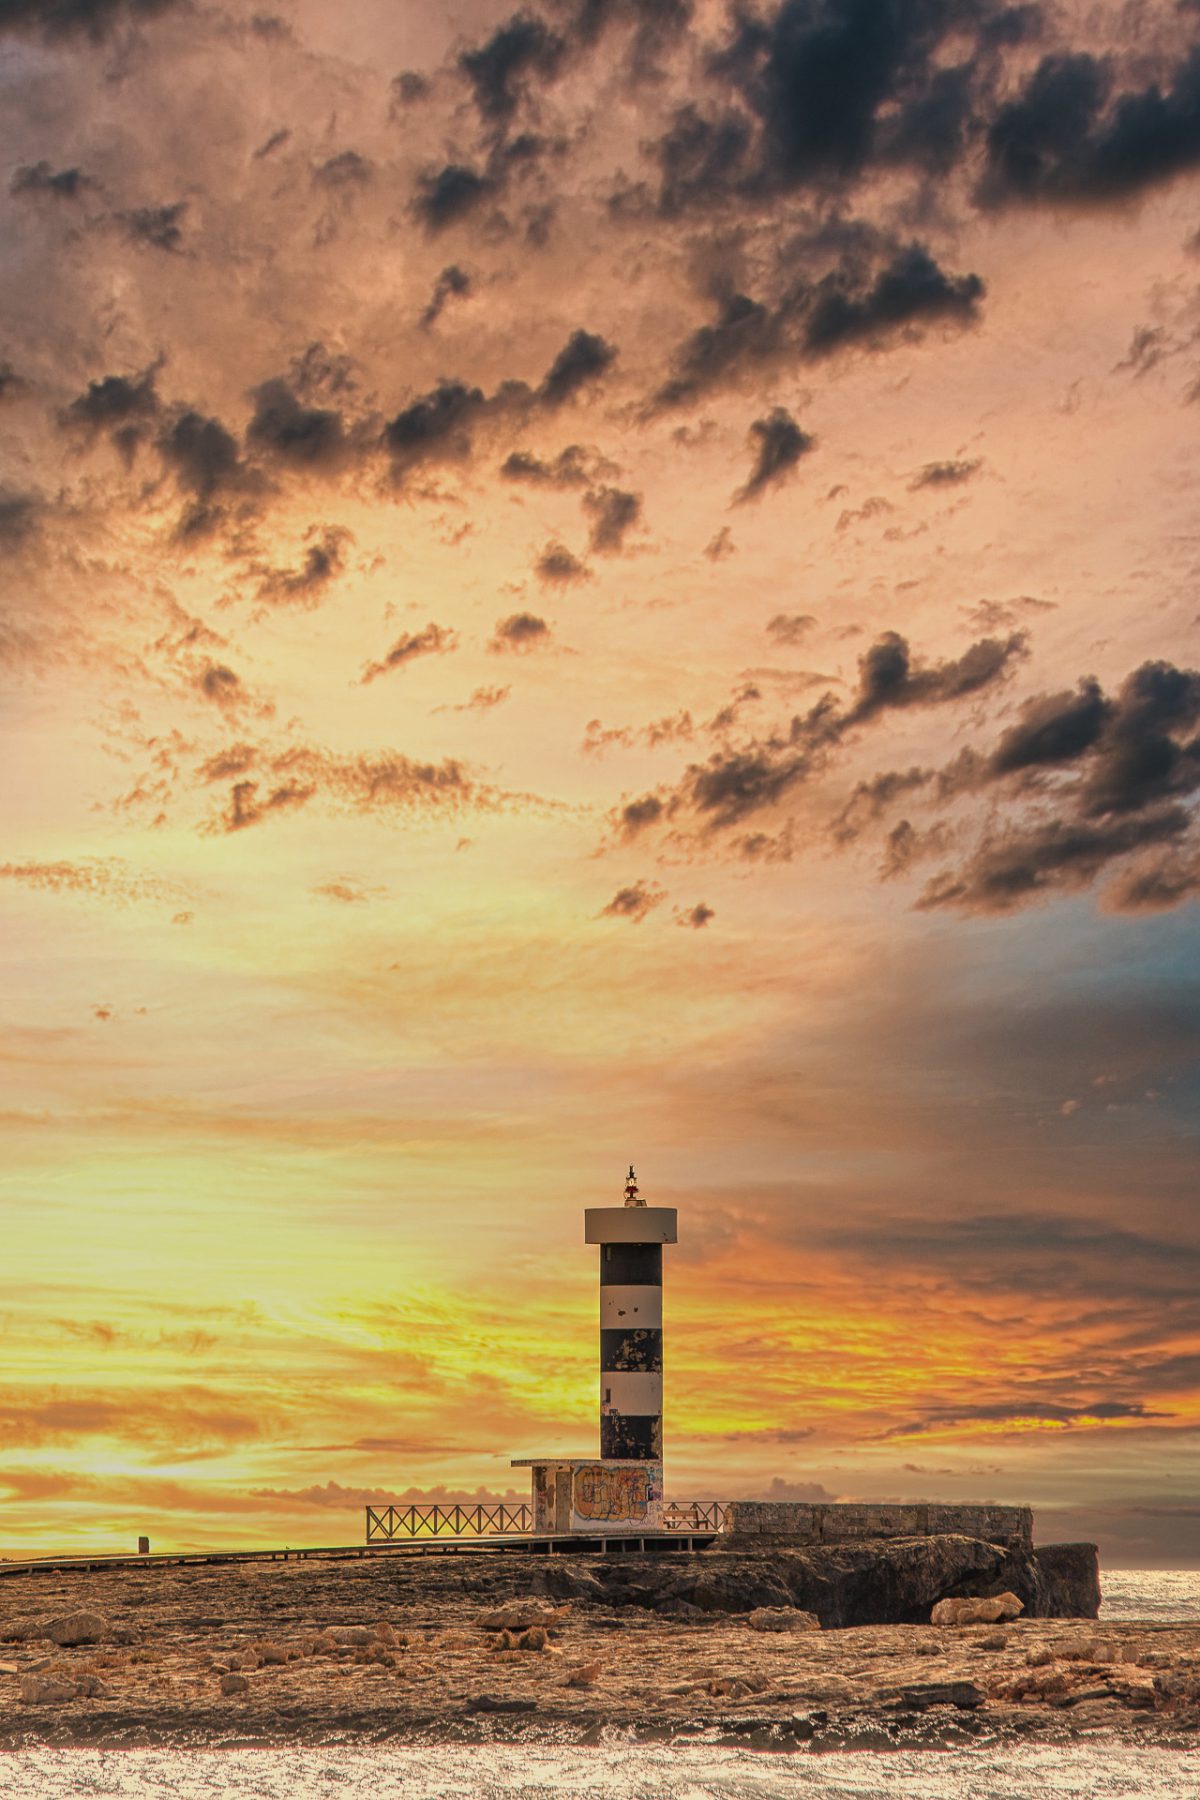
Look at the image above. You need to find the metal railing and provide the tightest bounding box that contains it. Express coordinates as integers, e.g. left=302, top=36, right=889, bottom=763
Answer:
left=366, top=1504, right=531, bottom=1541
left=662, top=1500, right=728, bottom=1532
left=365, top=1499, right=728, bottom=1541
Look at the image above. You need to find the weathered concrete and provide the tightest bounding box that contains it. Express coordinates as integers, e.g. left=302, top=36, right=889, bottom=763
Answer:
left=721, top=1502, right=1033, bottom=1548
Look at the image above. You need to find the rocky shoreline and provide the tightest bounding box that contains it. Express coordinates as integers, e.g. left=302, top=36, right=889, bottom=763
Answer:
left=1, top=1541, right=1197, bottom=1753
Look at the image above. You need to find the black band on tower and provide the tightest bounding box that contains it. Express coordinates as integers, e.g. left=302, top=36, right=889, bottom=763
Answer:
left=600, top=1326, right=662, bottom=1372
left=600, top=1413, right=661, bottom=1459
left=600, top=1242, right=662, bottom=1284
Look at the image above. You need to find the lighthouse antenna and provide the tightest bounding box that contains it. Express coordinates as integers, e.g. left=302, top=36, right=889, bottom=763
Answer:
left=624, top=1164, right=646, bottom=1207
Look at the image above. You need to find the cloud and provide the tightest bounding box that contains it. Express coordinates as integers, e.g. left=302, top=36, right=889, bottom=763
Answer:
left=653, top=246, right=983, bottom=409
left=11, top=160, right=89, bottom=199
left=980, top=48, right=1200, bottom=208
left=0, top=0, right=183, bottom=39
left=501, top=444, right=610, bottom=486
left=312, top=878, right=382, bottom=904
left=704, top=525, right=735, bottom=560
left=445, top=684, right=511, bottom=713
left=909, top=458, right=981, bottom=490
left=600, top=880, right=665, bottom=922
left=119, top=201, right=187, bottom=253
left=413, top=162, right=493, bottom=230
left=63, top=366, right=160, bottom=460
left=904, top=658, right=1200, bottom=913
left=766, top=612, right=816, bottom=643
left=245, top=378, right=347, bottom=469
left=313, top=149, right=373, bottom=190
left=582, top=484, right=641, bottom=552
left=535, top=540, right=590, bottom=584
left=734, top=406, right=815, bottom=502
left=382, top=378, right=488, bottom=475
left=421, top=264, right=472, bottom=329
left=677, top=901, right=713, bottom=928
left=0, top=857, right=181, bottom=905
left=255, top=527, right=351, bottom=606
left=459, top=12, right=565, bottom=122
left=538, top=328, right=617, bottom=405
left=360, top=622, right=458, bottom=683
left=918, top=806, right=1192, bottom=915
left=490, top=610, right=550, bottom=651
left=209, top=742, right=496, bottom=835
left=0, top=486, right=39, bottom=550
left=626, top=628, right=1027, bottom=840
left=803, top=243, right=984, bottom=356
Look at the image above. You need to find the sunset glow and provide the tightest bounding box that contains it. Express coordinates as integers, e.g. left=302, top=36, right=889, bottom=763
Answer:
left=2, top=0, right=1198, bottom=1568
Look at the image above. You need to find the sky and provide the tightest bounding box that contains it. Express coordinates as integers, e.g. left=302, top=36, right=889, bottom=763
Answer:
left=1, top=0, right=1198, bottom=1568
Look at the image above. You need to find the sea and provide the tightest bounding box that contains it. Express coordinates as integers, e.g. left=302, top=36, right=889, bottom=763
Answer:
left=4, top=1570, right=1197, bottom=1800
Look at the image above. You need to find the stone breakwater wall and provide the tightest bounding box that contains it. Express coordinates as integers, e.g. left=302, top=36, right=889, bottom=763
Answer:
left=720, top=1502, right=1033, bottom=1549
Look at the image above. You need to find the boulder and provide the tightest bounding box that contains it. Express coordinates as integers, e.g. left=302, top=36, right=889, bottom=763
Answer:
left=19, top=1675, right=78, bottom=1705
left=326, top=1625, right=374, bottom=1647
left=220, top=1672, right=250, bottom=1696
left=931, top=1591, right=1023, bottom=1626
left=479, top=1601, right=569, bottom=1632
left=747, top=1607, right=820, bottom=1633
left=565, top=1660, right=602, bottom=1688
left=4, top=1610, right=110, bottom=1646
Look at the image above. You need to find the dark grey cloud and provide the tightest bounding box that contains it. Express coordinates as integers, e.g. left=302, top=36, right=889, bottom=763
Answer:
left=245, top=378, right=346, bottom=469
left=413, top=162, right=492, bottom=230
left=63, top=366, right=159, bottom=460
left=490, top=610, right=550, bottom=651
left=119, top=201, right=187, bottom=253
left=905, top=658, right=1200, bottom=913
left=361, top=622, right=458, bottom=684
left=630, top=627, right=1026, bottom=839
left=0, top=486, right=38, bottom=550
left=382, top=379, right=487, bottom=475
left=538, top=327, right=617, bottom=405
left=909, top=457, right=981, bottom=490
left=459, top=12, right=565, bottom=122
left=653, top=245, right=983, bottom=409
left=391, top=70, right=431, bottom=110
left=500, top=444, right=607, bottom=486
left=421, top=264, right=471, bottom=329
left=255, top=527, right=351, bottom=607
left=535, top=539, right=590, bottom=583
left=980, top=48, right=1200, bottom=208
left=919, top=806, right=1190, bottom=915
left=884, top=1398, right=1171, bottom=1439
left=11, top=161, right=89, bottom=199
left=157, top=407, right=253, bottom=536
left=616, top=793, right=665, bottom=837
left=803, top=243, right=983, bottom=355
left=382, top=333, right=616, bottom=479
left=988, top=677, right=1114, bottom=779
left=843, top=628, right=1027, bottom=728
left=734, top=405, right=814, bottom=502
left=0, top=0, right=180, bottom=38
left=677, top=900, right=714, bottom=928
left=313, top=150, right=372, bottom=190
left=832, top=766, right=931, bottom=844
left=582, top=484, right=640, bottom=551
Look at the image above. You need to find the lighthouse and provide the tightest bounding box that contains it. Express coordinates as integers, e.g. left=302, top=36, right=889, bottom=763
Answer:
left=588, top=1165, right=677, bottom=1461
left=513, top=1166, right=678, bottom=1534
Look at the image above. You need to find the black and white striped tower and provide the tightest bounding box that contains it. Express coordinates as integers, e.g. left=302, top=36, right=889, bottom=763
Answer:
left=585, top=1167, right=678, bottom=1461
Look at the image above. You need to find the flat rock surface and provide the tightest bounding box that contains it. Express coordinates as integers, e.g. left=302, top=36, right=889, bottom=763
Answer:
left=0, top=1550, right=1196, bottom=1751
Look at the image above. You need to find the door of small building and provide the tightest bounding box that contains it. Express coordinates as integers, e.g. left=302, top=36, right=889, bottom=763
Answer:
left=554, top=1468, right=573, bottom=1533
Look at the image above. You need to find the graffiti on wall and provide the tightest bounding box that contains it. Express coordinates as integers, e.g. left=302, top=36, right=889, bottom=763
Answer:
left=573, top=1463, right=651, bottom=1523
